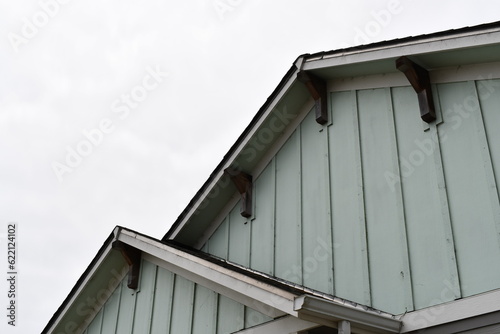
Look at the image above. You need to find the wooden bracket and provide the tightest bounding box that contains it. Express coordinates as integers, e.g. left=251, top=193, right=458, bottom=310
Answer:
left=297, top=70, right=328, bottom=125
left=224, top=167, right=253, bottom=218
left=396, top=56, right=436, bottom=123
left=112, top=241, right=141, bottom=289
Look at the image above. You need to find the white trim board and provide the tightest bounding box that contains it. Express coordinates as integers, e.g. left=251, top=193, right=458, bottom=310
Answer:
left=328, top=61, right=500, bottom=92
left=399, top=288, right=500, bottom=332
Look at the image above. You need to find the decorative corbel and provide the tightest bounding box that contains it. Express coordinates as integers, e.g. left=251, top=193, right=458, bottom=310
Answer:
left=297, top=70, right=328, bottom=125
left=224, top=167, right=252, bottom=218
left=112, top=241, right=141, bottom=289
left=396, top=56, right=436, bottom=123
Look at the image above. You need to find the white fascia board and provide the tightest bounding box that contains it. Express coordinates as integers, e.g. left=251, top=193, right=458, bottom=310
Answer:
left=294, top=295, right=401, bottom=334
left=234, top=315, right=320, bottom=334
left=399, top=288, right=500, bottom=333
left=303, top=29, right=500, bottom=71
left=167, top=62, right=302, bottom=240
left=44, top=227, right=120, bottom=333
left=116, top=228, right=296, bottom=318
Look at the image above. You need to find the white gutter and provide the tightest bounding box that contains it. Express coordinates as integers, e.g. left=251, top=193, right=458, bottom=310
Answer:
left=294, top=295, right=401, bottom=334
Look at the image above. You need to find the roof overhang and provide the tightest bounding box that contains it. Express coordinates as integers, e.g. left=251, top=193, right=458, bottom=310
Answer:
left=43, top=226, right=402, bottom=333
left=163, top=21, right=500, bottom=245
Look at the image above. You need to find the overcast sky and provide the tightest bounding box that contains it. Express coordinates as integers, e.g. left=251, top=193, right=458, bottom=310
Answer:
left=1, top=0, right=499, bottom=332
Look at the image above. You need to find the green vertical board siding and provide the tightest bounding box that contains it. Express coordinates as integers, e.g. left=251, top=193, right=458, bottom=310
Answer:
left=132, top=260, right=157, bottom=333
left=100, top=282, right=121, bottom=333
left=358, top=88, right=413, bottom=314
left=208, top=217, right=229, bottom=259
left=245, top=306, right=272, bottom=329
left=329, top=91, right=370, bottom=305
left=82, top=259, right=272, bottom=333
left=192, top=285, right=218, bottom=334
left=250, top=160, right=276, bottom=275
left=201, top=79, right=500, bottom=314
left=217, top=294, right=245, bottom=334
left=86, top=309, right=103, bottom=334
left=170, top=275, right=195, bottom=333
left=115, top=276, right=136, bottom=332
left=150, top=267, right=174, bottom=332
left=300, top=108, right=334, bottom=294
left=392, top=86, right=460, bottom=309
left=275, top=129, right=302, bottom=284
left=228, top=203, right=251, bottom=266
left=437, top=81, right=500, bottom=297
left=476, top=79, right=500, bottom=243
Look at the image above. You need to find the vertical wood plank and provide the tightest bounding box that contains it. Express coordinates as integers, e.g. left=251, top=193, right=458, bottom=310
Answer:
left=208, top=217, right=229, bottom=259
left=228, top=203, right=251, bottom=266
left=100, top=280, right=122, bottom=334
left=250, top=159, right=276, bottom=275
left=329, top=90, right=371, bottom=306
left=476, top=78, right=500, bottom=247
left=170, top=275, right=195, bottom=333
left=244, top=306, right=273, bottom=329
left=115, top=275, right=137, bottom=333
left=392, top=86, right=460, bottom=309
left=358, top=88, right=413, bottom=314
left=275, top=129, right=302, bottom=284
left=437, top=81, right=500, bottom=297
left=132, top=260, right=157, bottom=333
left=217, top=295, right=245, bottom=333
left=301, top=108, right=334, bottom=294
left=150, top=267, right=175, bottom=333
left=192, top=284, right=218, bottom=334
left=85, top=308, right=103, bottom=334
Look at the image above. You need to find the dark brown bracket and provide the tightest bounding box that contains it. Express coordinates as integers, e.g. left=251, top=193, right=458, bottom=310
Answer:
left=112, top=241, right=141, bottom=289
left=396, top=56, right=436, bottom=123
left=224, top=167, right=253, bottom=218
left=297, top=70, right=328, bottom=125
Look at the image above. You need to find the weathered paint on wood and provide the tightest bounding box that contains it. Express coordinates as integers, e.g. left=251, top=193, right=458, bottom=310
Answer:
left=192, top=285, right=218, bottom=334
left=358, top=88, right=413, bottom=314
left=217, top=295, right=245, bottom=333
left=300, top=108, right=334, bottom=294
left=329, top=90, right=370, bottom=306
left=437, top=81, right=500, bottom=297
left=392, top=86, right=460, bottom=309
left=250, top=159, right=276, bottom=275
left=83, top=259, right=271, bottom=334
left=132, top=260, right=157, bottom=333
left=275, top=129, right=302, bottom=284
left=205, top=78, right=500, bottom=314
left=115, top=273, right=136, bottom=332
left=100, top=280, right=121, bottom=333
left=150, top=266, right=174, bottom=333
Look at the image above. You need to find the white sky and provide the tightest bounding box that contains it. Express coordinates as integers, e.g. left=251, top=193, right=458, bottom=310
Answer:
left=0, top=0, right=499, bottom=332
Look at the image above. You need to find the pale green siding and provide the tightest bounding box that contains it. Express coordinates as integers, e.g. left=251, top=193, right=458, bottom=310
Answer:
left=83, top=259, right=272, bottom=334
left=205, top=79, right=500, bottom=315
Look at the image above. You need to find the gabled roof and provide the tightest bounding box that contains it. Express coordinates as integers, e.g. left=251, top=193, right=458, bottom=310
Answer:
left=163, top=20, right=500, bottom=245
left=43, top=226, right=401, bottom=334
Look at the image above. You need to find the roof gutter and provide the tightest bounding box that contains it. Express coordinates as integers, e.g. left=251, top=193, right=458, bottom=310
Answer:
left=294, top=295, right=401, bottom=333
